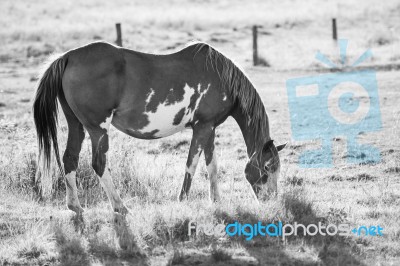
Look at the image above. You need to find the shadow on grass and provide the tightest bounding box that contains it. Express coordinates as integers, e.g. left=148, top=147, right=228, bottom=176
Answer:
left=53, top=213, right=149, bottom=266
left=88, top=213, right=149, bottom=266
left=167, top=247, right=255, bottom=266
left=53, top=223, right=90, bottom=266
left=212, top=191, right=366, bottom=266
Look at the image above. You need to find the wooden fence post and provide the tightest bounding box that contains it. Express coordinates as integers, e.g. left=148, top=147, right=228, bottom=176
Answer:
left=332, top=18, right=337, bottom=41
left=252, top=25, right=258, bottom=66
left=116, top=23, right=122, bottom=47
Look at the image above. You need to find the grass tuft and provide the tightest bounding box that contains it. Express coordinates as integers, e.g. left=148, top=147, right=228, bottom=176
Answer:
left=211, top=247, right=232, bottom=262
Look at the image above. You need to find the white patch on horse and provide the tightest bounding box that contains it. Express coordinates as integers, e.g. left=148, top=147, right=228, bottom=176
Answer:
left=138, top=83, right=210, bottom=137
left=65, top=171, right=81, bottom=208
left=185, top=145, right=202, bottom=174
left=145, top=89, right=155, bottom=111
left=266, top=169, right=279, bottom=194
left=100, top=110, right=115, bottom=132
left=65, top=171, right=76, bottom=186
left=222, top=92, right=227, bottom=101
left=207, top=152, right=220, bottom=202
left=97, top=168, right=126, bottom=212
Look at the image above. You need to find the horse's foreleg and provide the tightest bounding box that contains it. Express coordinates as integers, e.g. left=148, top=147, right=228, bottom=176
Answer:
left=178, top=124, right=214, bottom=201
left=89, top=115, right=128, bottom=215
left=62, top=107, right=85, bottom=214
left=178, top=144, right=202, bottom=201
left=204, top=130, right=220, bottom=202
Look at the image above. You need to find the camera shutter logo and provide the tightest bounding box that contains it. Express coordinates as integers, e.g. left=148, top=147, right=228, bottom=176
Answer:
left=286, top=39, right=381, bottom=168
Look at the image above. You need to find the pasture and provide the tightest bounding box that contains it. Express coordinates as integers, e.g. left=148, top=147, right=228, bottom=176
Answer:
left=0, top=0, right=399, bottom=265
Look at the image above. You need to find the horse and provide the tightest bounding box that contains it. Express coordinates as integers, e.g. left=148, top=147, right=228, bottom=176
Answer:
left=33, top=41, right=286, bottom=215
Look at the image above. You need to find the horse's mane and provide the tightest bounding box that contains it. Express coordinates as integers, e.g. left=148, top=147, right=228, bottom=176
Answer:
left=189, top=41, right=270, bottom=151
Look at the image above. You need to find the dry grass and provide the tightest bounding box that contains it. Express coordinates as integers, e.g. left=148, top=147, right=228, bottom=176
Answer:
left=1, top=0, right=400, bottom=265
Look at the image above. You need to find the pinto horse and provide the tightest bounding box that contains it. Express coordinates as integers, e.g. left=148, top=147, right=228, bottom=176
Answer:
left=33, top=41, right=286, bottom=215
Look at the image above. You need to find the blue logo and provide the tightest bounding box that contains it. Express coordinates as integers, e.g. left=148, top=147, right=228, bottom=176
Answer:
left=351, top=225, right=383, bottom=236
left=286, top=39, right=381, bottom=167
left=188, top=220, right=384, bottom=240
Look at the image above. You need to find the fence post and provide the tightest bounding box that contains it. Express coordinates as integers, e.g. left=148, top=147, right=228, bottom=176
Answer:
left=116, top=23, right=122, bottom=47
left=252, top=25, right=258, bottom=66
left=332, top=18, right=337, bottom=41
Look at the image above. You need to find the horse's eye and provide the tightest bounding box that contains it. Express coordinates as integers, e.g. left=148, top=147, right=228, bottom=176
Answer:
left=264, top=165, right=270, bottom=172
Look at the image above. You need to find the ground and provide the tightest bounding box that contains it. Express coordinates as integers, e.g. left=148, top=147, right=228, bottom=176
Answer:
left=0, top=0, right=400, bottom=265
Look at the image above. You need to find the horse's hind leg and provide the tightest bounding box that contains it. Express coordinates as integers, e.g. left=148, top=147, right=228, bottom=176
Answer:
left=204, top=130, right=221, bottom=202
left=60, top=100, right=85, bottom=214
left=87, top=113, right=128, bottom=215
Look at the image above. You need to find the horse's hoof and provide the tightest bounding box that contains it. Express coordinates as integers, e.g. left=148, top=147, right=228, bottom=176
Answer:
left=178, top=193, right=188, bottom=202
left=114, top=205, right=129, bottom=216
left=67, top=204, right=84, bottom=215
left=210, top=198, right=221, bottom=203
left=209, top=194, right=221, bottom=203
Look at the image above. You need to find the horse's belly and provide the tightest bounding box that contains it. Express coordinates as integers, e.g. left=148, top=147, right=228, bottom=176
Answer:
left=138, top=110, right=192, bottom=138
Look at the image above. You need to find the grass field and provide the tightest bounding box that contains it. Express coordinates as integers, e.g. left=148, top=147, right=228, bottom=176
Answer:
left=1, top=0, right=400, bottom=265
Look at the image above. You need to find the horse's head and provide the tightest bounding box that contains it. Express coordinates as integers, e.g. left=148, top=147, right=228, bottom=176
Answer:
left=245, top=140, right=286, bottom=198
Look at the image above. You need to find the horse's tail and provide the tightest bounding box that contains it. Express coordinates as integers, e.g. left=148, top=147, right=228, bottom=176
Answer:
left=33, top=54, right=68, bottom=176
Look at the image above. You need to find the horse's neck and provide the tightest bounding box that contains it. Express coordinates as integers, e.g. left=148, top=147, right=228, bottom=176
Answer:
left=231, top=105, right=268, bottom=157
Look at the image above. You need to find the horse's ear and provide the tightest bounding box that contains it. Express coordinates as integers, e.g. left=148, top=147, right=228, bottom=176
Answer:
left=276, top=142, right=287, bottom=152
left=262, top=139, right=274, bottom=152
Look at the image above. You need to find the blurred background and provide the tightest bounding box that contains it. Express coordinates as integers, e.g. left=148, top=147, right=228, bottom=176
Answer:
left=1, top=0, right=399, bottom=69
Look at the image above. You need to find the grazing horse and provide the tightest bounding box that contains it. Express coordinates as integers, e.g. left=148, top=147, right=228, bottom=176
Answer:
left=33, top=41, right=286, bottom=215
